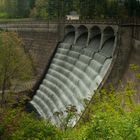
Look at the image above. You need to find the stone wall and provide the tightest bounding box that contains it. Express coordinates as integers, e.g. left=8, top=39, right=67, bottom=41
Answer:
left=17, top=23, right=59, bottom=79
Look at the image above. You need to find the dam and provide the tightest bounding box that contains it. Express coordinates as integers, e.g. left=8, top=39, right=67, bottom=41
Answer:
left=30, top=24, right=118, bottom=126
left=0, top=19, right=139, bottom=127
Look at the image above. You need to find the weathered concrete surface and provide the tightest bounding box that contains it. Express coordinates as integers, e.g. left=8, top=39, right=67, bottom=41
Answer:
left=119, top=39, right=140, bottom=102
left=104, top=26, right=134, bottom=88
left=0, top=22, right=60, bottom=79
left=19, top=31, right=58, bottom=77
left=15, top=23, right=59, bottom=79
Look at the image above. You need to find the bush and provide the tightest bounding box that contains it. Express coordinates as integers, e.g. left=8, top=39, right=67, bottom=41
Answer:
left=0, top=108, right=62, bottom=140
left=85, top=108, right=140, bottom=140
left=0, top=124, right=4, bottom=137
left=11, top=115, right=62, bottom=140
left=0, top=12, right=8, bottom=18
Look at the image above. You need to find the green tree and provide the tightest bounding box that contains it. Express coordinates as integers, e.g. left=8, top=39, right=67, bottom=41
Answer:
left=0, top=108, right=62, bottom=140
left=124, top=0, right=140, bottom=17
left=0, top=31, right=33, bottom=106
left=4, top=0, right=18, bottom=18
left=30, top=0, right=48, bottom=18
left=17, top=0, right=30, bottom=18
left=0, top=0, right=35, bottom=18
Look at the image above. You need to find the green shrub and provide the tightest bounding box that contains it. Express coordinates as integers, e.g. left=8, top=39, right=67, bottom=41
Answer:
left=0, top=12, right=8, bottom=18
left=11, top=115, right=62, bottom=140
left=84, top=108, right=140, bottom=140
left=0, top=124, right=4, bottom=137
left=0, top=108, right=62, bottom=140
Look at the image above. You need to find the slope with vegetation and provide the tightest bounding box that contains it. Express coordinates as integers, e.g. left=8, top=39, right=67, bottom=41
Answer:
left=0, top=65, right=140, bottom=140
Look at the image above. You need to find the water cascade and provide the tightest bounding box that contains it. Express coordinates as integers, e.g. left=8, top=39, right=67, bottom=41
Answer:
left=30, top=25, right=117, bottom=127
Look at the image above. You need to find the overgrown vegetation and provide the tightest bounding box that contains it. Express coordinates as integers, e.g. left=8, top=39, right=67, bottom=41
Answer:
left=0, top=65, right=139, bottom=140
left=0, top=108, right=62, bottom=140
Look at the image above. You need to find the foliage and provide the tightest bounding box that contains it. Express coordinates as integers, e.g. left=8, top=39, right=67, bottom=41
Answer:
left=30, top=0, right=140, bottom=19
left=0, top=0, right=140, bottom=19
left=0, top=64, right=139, bottom=140
left=54, top=105, right=79, bottom=130
left=0, top=31, right=33, bottom=105
left=0, top=108, right=62, bottom=140
left=64, top=82, right=140, bottom=140
left=0, top=124, right=4, bottom=137
left=64, top=65, right=140, bottom=140
left=83, top=85, right=139, bottom=140
left=84, top=108, right=140, bottom=140
left=0, top=0, right=35, bottom=18
left=0, top=12, right=8, bottom=18
left=124, top=0, right=140, bottom=17
left=30, top=0, right=48, bottom=19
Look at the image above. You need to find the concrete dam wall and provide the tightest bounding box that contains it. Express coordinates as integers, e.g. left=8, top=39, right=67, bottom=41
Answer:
left=0, top=21, right=139, bottom=126
left=29, top=23, right=126, bottom=127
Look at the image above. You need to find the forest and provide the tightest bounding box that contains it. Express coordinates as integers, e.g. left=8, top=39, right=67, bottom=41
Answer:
left=0, top=0, right=140, bottom=19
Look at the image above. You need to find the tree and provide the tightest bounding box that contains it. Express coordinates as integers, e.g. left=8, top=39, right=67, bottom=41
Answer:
left=63, top=0, right=74, bottom=16
left=0, top=31, right=33, bottom=106
left=4, top=0, right=18, bottom=18
left=17, top=0, right=30, bottom=18
left=124, top=0, right=140, bottom=17
left=30, top=0, right=48, bottom=18
left=29, top=0, right=36, bottom=9
left=0, top=0, right=35, bottom=18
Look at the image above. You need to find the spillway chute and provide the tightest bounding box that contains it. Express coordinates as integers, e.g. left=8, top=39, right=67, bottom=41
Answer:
left=30, top=24, right=118, bottom=127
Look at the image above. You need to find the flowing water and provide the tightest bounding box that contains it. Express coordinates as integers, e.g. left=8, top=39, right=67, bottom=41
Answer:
left=30, top=29, right=116, bottom=126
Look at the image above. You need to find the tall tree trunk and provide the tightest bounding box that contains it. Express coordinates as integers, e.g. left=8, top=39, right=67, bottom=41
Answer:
left=1, top=78, right=6, bottom=106
left=1, top=71, right=7, bottom=107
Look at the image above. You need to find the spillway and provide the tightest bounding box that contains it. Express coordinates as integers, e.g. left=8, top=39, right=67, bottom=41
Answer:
left=30, top=25, right=117, bottom=127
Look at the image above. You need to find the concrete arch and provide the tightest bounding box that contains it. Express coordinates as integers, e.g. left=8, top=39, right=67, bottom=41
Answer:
left=77, top=25, right=88, bottom=36
left=90, top=26, right=101, bottom=37
left=101, top=26, right=115, bottom=47
left=89, top=26, right=101, bottom=43
left=103, top=26, right=115, bottom=36
left=77, top=25, right=88, bottom=32
left=64, top=25, right=75, bottom=35
left=75, top=25, right=88, bottom=45
left=100, top=26, right=117, bottom=56
left=63, top=25, right=76, bottom=44
left=87, top=26, right=102, bottom=49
